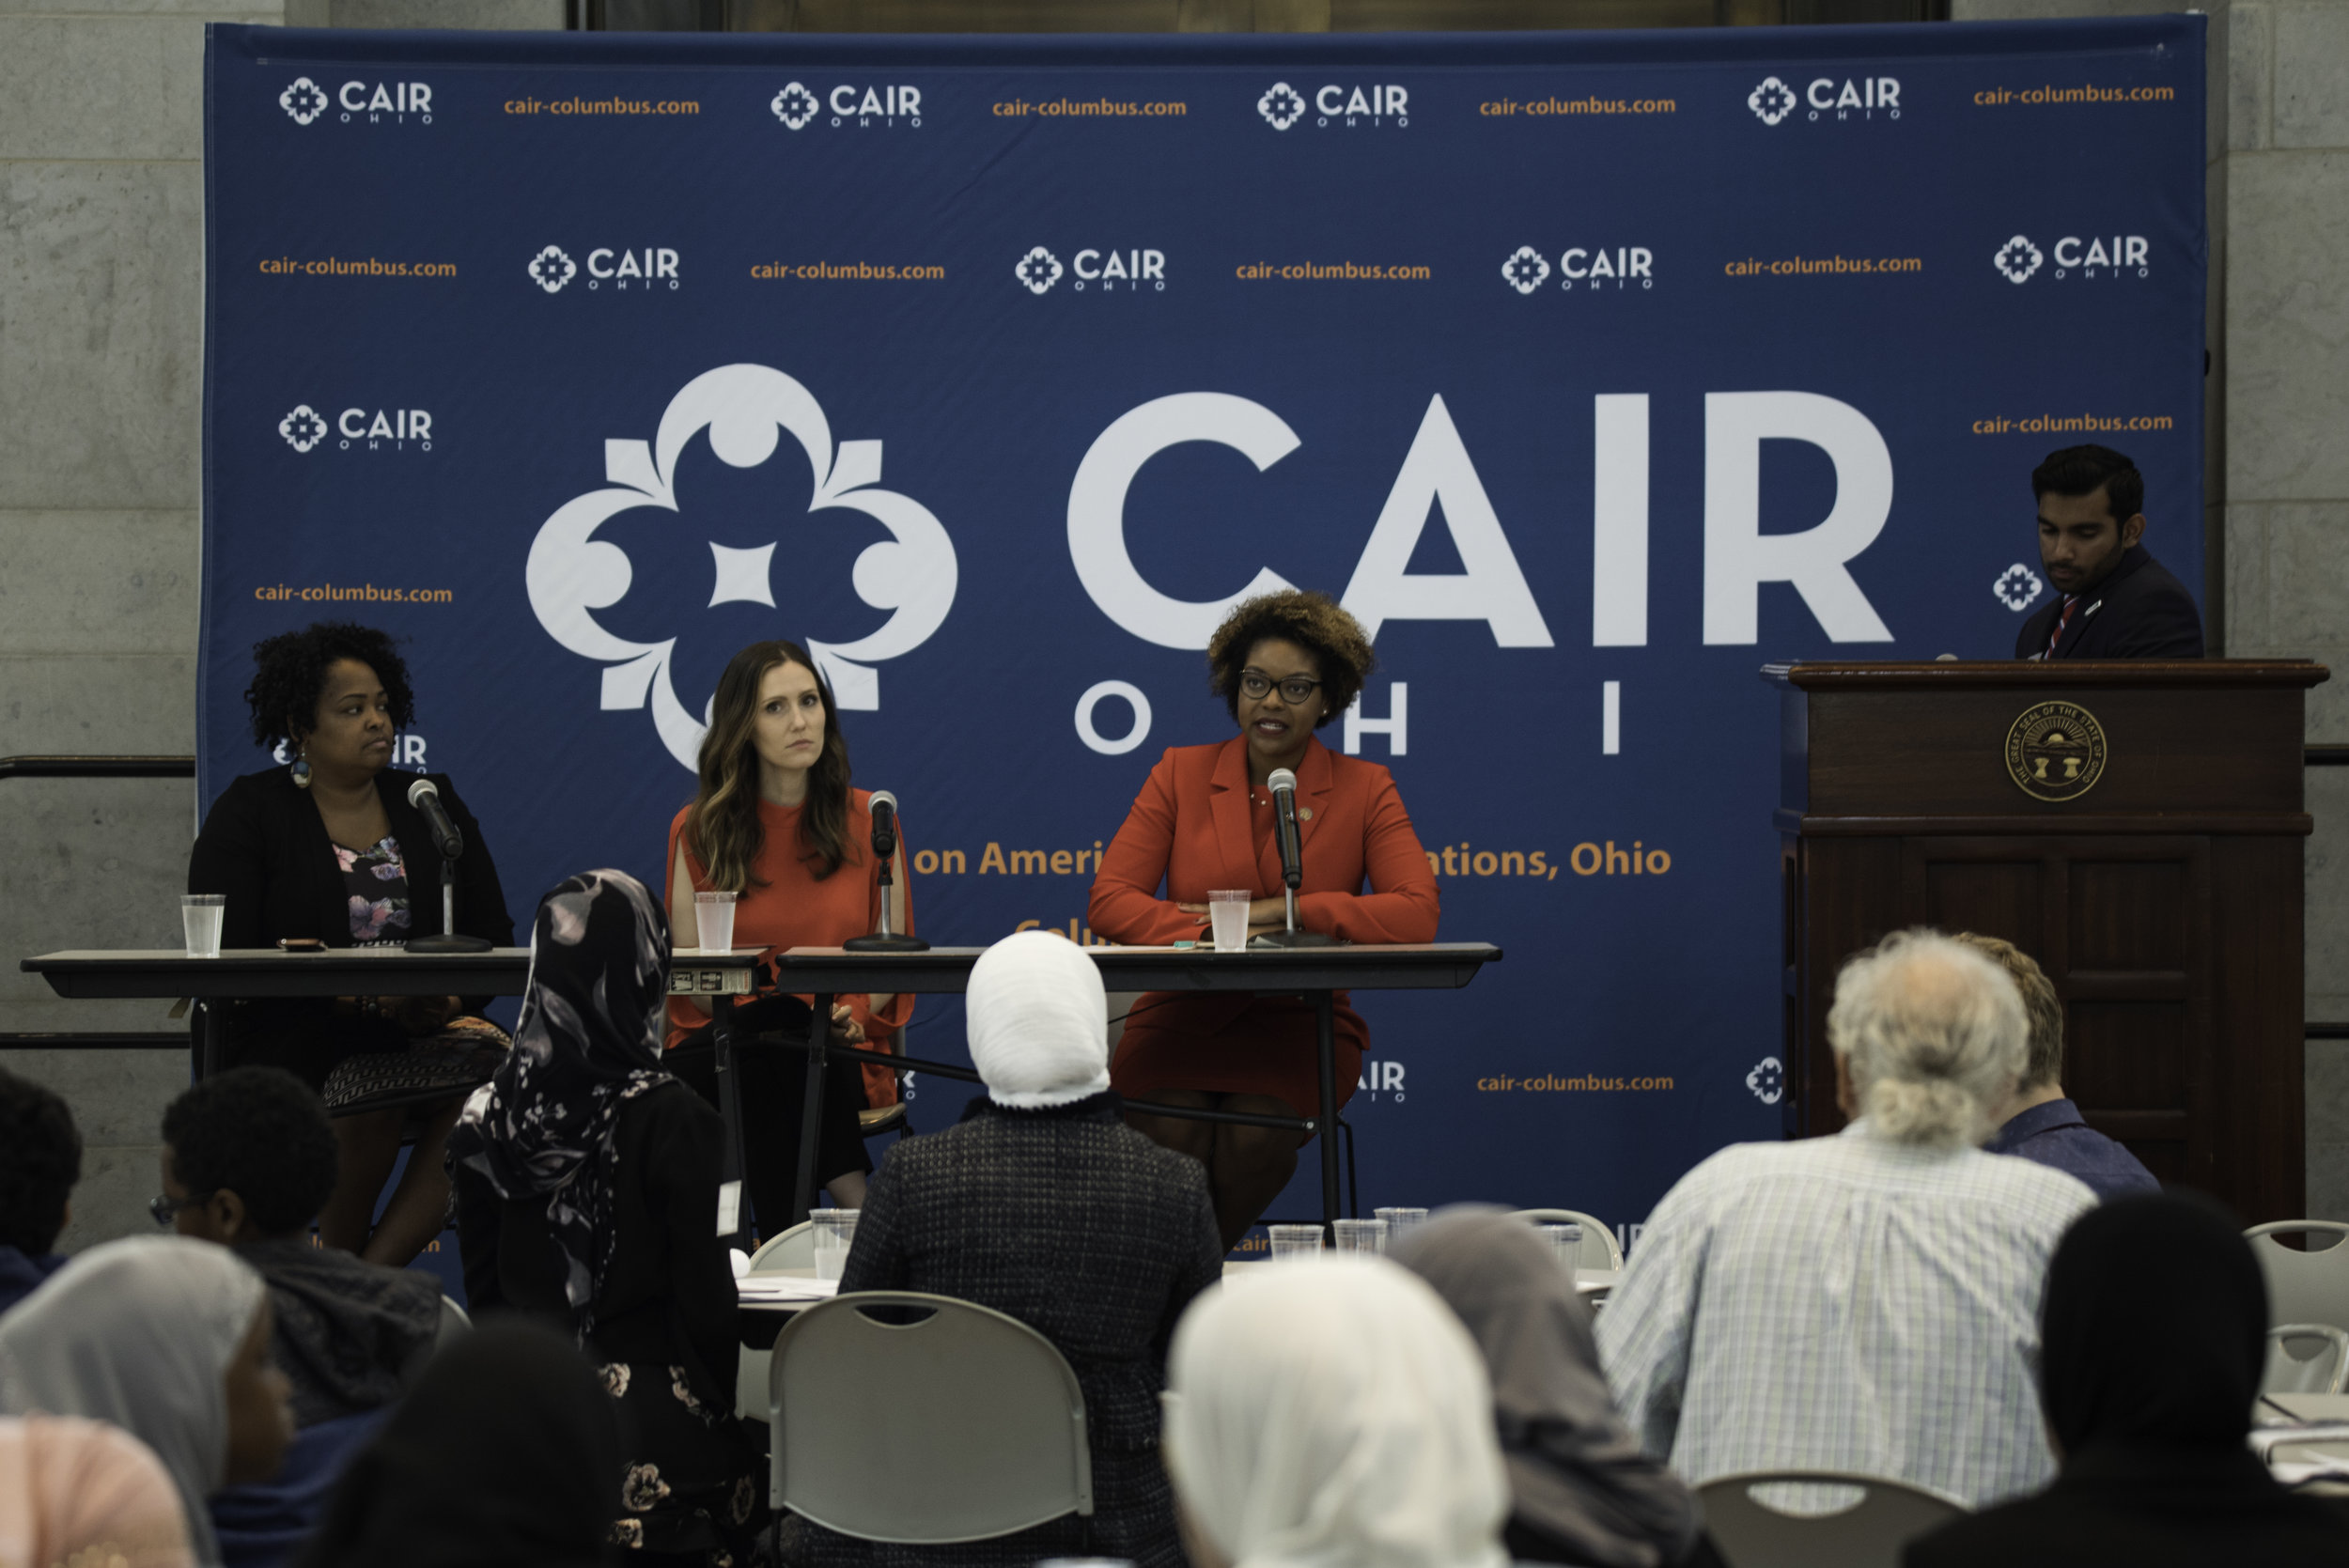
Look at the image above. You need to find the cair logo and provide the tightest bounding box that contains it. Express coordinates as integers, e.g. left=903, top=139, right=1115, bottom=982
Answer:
left=1501, top=243, right=1655, bottom=295
left=770, top=81, right=923, bottom=130
left=1356, top=1059, right=1407, bottom=1102
left=1993, top=232, right=2149, bottom=284
left=527, top=244, right=680, bottom=294
left=278, top=404, right=432, bottom=454
left=1014, top=245, right=1166, bottom=294
left=279, top=76, right=433, bottom=126
left=1748, top=73, right=1900, bottom=125
left=1257, top=81, right=1408, bottom=131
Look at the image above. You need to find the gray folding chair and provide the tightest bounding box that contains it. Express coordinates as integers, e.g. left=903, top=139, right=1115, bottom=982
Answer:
left=1508, top=1208, right=1626, bottom=1270
left=768, top=1291, right=1092, bottom=1543
left=2245, top=1221, right=2349, bottom=1336
left=2263, top=1323, right=2349, bottom=1396
left=1697, top=1470, right=1966, bottom=1568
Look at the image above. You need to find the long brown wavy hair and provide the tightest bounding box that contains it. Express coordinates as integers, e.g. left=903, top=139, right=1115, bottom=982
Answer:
left=684, top=640, right=855, bottom=890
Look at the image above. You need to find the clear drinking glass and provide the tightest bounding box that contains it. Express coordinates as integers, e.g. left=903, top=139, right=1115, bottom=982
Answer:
left=1207, top=890, right=1252, bottom=953
left=1538, top=1222, right=1584, bottom=1289
left=1267, top=1223, right=1325, bottom=1261
left=1376, top=1206, right=1428, bottom=1245
left=810, top=1207, right=859, bottom=1281
left=1331, top=1218, right=1388, bottom=1254
left=181, top=894, right=226, bottom=959
left=692, top=890, right=737, bottom=955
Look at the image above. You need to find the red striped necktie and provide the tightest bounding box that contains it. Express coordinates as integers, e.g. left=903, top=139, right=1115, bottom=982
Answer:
left=2046, top=594, right=2080, bottom=656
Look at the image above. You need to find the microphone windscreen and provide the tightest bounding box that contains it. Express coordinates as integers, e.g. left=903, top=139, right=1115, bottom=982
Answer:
left=869, top=789, right=898, bottom=815
left=406, top=777, right=439, bottom=808
left=1267, top=768, right=1298, bottom=796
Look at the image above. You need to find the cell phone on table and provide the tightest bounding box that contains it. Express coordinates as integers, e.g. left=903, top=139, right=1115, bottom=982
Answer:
left=277, top=938, right=325, bottom=953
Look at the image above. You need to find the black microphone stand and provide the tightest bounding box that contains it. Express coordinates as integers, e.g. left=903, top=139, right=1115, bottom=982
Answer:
left=1256, top=785, right=1343, bottom=949
left=845, top=821, right=927, bottom=954
left=406, top=833, right=491, bottom=955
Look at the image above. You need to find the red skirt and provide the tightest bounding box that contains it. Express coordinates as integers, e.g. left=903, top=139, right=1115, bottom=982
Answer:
left=1109, top=992, right=1366, bottom=1127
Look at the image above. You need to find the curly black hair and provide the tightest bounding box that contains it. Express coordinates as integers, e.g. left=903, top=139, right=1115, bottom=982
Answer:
left=161, top=1066, right=340, bottom=1236
left=0, top=1066, right=81, bottom=1255
left=244, top=622, right=415, bottom=751
left=1206, top=590, right=1377, bottom=729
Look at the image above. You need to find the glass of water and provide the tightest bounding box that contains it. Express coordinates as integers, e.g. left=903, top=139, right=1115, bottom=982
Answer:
left=692, top=890, right=737, bottom=955
left=1207, top=890, right=1252, bottom=953
left=181, top=894, right=226, bottom=959
left=811, top=1207, right=859, bottom=1281
left=1538, top=1222, right=1583, bottom=1289
left=1376, top=1206, right=1428, bottom=1245
left=1267, top=1223, right=1324, bottom=1261
left=1331, top=1218, right=1388, bottom=1254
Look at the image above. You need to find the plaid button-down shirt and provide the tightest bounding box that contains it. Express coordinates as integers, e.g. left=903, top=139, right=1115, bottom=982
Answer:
left=1596, top=1124, right=2097, bottom=1508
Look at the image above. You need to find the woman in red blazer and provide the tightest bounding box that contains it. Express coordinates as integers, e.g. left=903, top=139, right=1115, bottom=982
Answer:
left=1089, top=591, right=1438, bottom=1247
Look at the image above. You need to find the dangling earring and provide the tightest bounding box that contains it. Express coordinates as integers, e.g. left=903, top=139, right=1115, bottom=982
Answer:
left=290, top=746, right=312, bottom=790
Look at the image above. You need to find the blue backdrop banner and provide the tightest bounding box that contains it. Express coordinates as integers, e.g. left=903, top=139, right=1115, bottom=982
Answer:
left=202, top=16, right=2206, bottom=1247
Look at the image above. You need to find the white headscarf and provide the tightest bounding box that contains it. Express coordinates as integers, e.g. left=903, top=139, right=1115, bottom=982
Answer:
left=0, top=1235, right=269, bottom=1566
left=1164, top=1255, right=1512, bottom=1568
left=966, top=930, right=1112, bottom=1109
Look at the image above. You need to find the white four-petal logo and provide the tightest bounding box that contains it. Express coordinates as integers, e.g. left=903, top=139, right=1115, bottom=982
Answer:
left=280, top=77, right=329, bottom=126
left=1257, top=83, right=1307, bottom=131
left=1993, top=235, right=2043, bottom=285
left=528, top=245, right=578, bottom=294
left=770, top=83, right=819, bottom=130
left=278, top=406, right=328, bottom=453
left=1748, top=76, right=1797, bottom=126
left=1994, top=564, right=2045, bottom=613
left=1745, top=1056, right=1784, bottom=1106
left=1501, top=246, right=1550, bottom=296
left=526, top=365, right=958, bottom=768
left=1014, top=246, right=1063, bottom=295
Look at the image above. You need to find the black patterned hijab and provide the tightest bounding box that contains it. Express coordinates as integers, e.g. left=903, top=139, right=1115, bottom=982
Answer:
left=446, top=869, right=672, bottom=1335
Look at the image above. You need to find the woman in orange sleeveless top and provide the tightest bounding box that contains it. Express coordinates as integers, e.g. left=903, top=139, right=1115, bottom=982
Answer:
left=1089, top=592, right=1438, bottom=1248
left=665, top=640, right=910, bottom=1233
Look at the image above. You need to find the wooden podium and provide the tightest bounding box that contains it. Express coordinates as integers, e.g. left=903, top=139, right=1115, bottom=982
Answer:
left=1771, top=660, right=2327, bottom=1222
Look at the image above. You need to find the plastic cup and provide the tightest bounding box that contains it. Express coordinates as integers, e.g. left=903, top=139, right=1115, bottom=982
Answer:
left=1376, top=1206, right=1428, bottom=1245
left=692, top=890, right=737, bottom=955
left=1207, top=890, right=1251, bottom=953
left=1331, top=1218, right=1388, bottom=1255
left=1538, top=1222, right=1584, bottom=1289
left=811, top=1207, right=859, bottom=1281
left=1267, top=1223, right=1324, bottom=1262
left=181, top=894, right=226, bottom=959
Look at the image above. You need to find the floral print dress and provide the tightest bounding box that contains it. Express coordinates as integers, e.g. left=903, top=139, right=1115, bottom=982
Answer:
left=336, top=836, right=412, bottom=944
left=599, top=1358, right=765, bottom=1561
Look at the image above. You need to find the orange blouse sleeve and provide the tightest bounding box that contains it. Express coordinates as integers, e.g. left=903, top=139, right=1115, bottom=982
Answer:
left=1088, top=750, right=1203, bottom=947
left=1298, top=768, right=1439, bottom=943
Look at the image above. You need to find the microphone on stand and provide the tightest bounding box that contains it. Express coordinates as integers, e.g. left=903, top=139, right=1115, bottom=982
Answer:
left=403, top=778, right=491, bottom=954
left=1257, top=768, right=1342, bottom=949
left=845, top=790, right=929, bottom=953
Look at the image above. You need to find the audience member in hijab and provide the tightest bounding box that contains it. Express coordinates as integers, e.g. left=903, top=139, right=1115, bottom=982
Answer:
left=796, top=929, right=1224, bottom=1568
left=1905, top=1192, right=2349, bottom=1567
left=0, top=1234, right=294, bottom=1567
left=1392, top=1209, right=1718, bottom=1568
left=294, top=1320, right=620, bottom=1568
left=449, top=869, right=763, bottom=1563
left=158, top=1065, right=443, bottom=1566
left=1163, top=1254, right=1512, bottom=1568
left=0, top=1413, right=196, bottom=1568
left=0, top=1065, right=81, bottom=1312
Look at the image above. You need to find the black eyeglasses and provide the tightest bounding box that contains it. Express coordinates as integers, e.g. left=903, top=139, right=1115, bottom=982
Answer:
left=1238, top=670, right=1324, bottom=705
left=148, top=1191, right=211, bottom=1228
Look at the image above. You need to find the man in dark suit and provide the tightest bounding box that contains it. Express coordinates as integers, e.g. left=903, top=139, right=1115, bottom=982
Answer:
left=2015, top=444, right=2204, bottom=660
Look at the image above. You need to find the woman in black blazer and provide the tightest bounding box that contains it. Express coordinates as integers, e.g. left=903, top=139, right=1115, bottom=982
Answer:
left=188, top=623, right=513, bottom=1265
